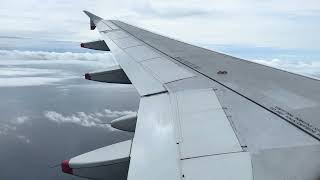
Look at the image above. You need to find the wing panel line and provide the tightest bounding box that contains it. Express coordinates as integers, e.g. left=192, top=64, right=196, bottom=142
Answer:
left=111, top=20, right=320, bottom=141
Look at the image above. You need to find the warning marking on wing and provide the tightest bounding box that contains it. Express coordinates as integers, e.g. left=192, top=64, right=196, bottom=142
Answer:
left=270, top=106, right=320, bottom=140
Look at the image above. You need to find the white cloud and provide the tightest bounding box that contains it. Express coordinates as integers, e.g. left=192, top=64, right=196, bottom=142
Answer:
left=13, top=116, right=30, bottom=125
left=0, top=123, right=16, bottom=135
left=0, top=77, right=75, bottom=87
left=252, top=59, right=320, bottom=77
left=102, top=109, right=136, bottom=118
left=0, top=116, right=31, bottom=135
left=0, top=50, right=113, bottom=62
left=1, top=0, right=319, bottom=50
left=0, top=116, right=32, bottom=144
left=16, top=135, right=31, bottom=144
left=0, top=50, right=118, bottom=87
left=0, top=67, right=64, bottom=76
left=44, top=109, right=135, bottom=130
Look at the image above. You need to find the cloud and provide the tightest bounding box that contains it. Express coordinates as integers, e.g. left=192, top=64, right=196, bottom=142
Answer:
left=0, top=66, right=77, bottom=87
left=132, top=1, right=211, bottom=18
left=0, top=77, right=76, bottom=87
left=43, top=109, right=135, bottom=130
left=0, top=123, right=16, bottom=135
left=0, top=116, right=31, bottom=135
left=1, top=0, right=319, bottom=50
left=0, top=50, right=113, bottom=62
left=252, top=59, right=320, bottom=77
left=90, top=0, right=319, bottom=50
left=101, top=109, right=136, bottom=118
left=0, top=50, right=118, bottom=87
left=0, top=116, right=32, bottom=144
left=0, top=67, right=64, bottom=76
left=16, top=135, right=31, bottom=144
left=0, top=36, right=25, bottom=39
left=13, top=116, right=30, bottom=125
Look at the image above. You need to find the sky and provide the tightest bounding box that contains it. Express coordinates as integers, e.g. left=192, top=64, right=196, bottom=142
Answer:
left=0, top=0, right=319, bottom=179
left=1, top=0, right=320, bottom=50
left=0, top=0, right=320, bottom=73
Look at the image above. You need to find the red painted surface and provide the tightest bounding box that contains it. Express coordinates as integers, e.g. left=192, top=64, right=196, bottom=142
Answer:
left=61, top=160, right=73, bottom=174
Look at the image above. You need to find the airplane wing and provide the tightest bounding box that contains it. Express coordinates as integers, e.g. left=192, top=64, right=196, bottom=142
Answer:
left=60, top=11, right=320, bottom=180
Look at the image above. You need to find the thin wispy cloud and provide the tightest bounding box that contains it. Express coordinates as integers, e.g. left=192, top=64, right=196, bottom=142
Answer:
left=0, top=116, right=32, bottom=143
left=253, top=59, right=320, bottom=77
left=0, top=123, right=16, bottom=135
left=0, top=50, right=112, bottom=61
left=16, top=135, right=31, bottom=144
left=0, top=67, right=64, bottom=76
left=132, top=1, right=211, bottom=18
left=44, top=109, right=135, bottom=130
left=0, top=77, right=76, bottom=87
left=0, top=0, right=319, bottom=50
left=13, top=116, right=30, bottom=125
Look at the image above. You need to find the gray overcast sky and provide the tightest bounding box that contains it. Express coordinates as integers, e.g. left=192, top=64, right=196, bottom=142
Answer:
left=1, top=0, right=320, bottom=50
left=0, top=0, right=320, bottom=77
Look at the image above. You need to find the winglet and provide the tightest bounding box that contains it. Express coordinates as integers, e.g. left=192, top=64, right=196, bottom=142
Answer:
left=83, top=10, right=102, bottom=21
left=83, top=10, right=102, bottom=30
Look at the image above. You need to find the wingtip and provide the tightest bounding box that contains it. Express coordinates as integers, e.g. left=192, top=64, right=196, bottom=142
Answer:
left=83, top=10, right=102, bottom=21
left=83, top=10, right=90, bottom=15
left=83, top=10, right=93, bottom=18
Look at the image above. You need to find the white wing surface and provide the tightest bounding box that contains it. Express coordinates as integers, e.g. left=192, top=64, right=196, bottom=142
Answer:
left=60, top=11, right=320, bottom=180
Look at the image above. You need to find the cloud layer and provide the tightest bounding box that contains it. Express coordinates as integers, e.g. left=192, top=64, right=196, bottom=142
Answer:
left=0, top=49, right=318, bottom=88
left=0, top=50, right=117, bottom=87
left=44, top=109, right=135, bottom=130
left=0, top=77, right=75, bottom=87
left=0, top=67, right=61, bottom=76
left=0, top=116, right=32, bottom=143
left=253, top=59, right=320, bottom=77
left=1, top=0, right=320, bottom=50
left=0, top=50, right=112, bottom=61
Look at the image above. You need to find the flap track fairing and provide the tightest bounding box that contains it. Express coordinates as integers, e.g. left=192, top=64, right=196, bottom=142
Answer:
left=84, top=65, right=132, bottom=84
left=80, top=40, right=110, bottom=51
